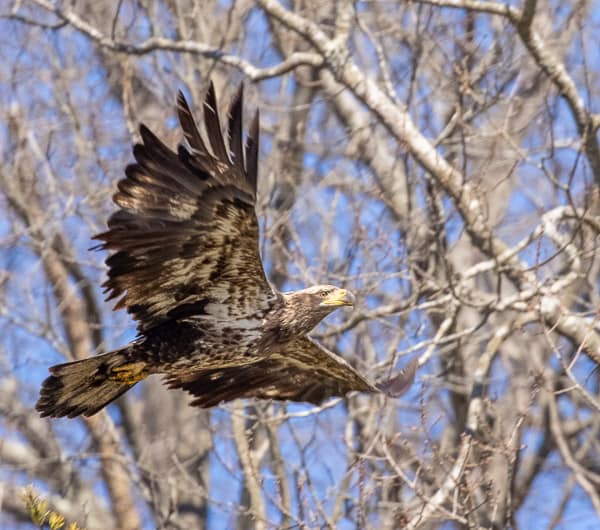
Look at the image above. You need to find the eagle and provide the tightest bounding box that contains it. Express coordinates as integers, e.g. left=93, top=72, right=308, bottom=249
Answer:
left=36, top=82, right=416, bottom=418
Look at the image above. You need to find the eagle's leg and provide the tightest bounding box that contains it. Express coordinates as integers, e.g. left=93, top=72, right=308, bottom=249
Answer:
left=109, top=361, right=149, bottom=384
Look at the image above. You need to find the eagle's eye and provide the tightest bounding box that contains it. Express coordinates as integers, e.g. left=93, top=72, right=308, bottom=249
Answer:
left=318, top=290, right=329, bottom=298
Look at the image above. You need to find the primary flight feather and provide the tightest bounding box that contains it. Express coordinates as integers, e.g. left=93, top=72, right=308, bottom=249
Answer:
left=36, top=82, right=416, bottom=418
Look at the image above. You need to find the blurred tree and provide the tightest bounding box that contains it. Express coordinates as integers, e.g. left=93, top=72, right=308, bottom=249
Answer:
left=1, top=0, right=599, bottom=528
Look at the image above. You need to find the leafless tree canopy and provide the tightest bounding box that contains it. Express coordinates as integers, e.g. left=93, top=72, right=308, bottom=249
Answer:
left=1, top=0, right=599, bottom=528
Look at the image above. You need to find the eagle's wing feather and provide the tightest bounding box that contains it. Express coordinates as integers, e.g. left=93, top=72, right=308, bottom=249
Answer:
left=167, top=338, right=417, bottom=407
left=94, top=83, right=272, bottom=330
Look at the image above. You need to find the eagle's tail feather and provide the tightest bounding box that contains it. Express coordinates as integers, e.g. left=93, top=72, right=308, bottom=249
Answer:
left=36, top=348, right=147, bottom=418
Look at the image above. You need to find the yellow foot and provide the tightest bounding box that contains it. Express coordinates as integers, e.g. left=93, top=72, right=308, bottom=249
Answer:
left=109, top=362, right=148, bottom=384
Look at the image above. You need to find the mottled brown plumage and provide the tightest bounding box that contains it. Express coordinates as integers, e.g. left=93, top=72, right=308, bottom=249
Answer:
left=36, top=83, right=416, bottom=418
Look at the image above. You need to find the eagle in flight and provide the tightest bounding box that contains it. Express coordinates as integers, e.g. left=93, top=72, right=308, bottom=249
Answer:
left=37, top=83, right=416, bottom=418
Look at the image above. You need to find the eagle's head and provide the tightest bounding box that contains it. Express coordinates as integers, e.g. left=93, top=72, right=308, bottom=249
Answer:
left=302, top=284, right=356, bottom=309
left=278, top=285, right=355, bottom=337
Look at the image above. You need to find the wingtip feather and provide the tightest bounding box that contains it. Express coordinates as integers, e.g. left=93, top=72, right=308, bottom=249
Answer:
left=245, top=109, right=259, bottom=191
left=377, top=358, right=418, bottom=398
left=228, top=83, right=245, bottom=170
left=203, top=81, right=228, bottom=161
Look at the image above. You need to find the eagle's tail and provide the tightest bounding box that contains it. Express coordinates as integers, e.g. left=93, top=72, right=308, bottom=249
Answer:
left=36, top=347, right=148, bottom=418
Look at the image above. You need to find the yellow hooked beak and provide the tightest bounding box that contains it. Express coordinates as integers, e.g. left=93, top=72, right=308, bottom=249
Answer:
left=320, top=289, right=355, bottom=307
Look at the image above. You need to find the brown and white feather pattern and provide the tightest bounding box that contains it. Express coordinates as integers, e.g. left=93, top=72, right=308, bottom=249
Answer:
left=166, top=337, right=417, bottom=408
left=94, top=83, right=273, bottom=331
left=35, top=82, right=417, bottom=419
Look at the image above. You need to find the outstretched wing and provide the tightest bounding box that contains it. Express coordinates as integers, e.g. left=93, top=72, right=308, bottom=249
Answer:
left=94, top=83, right=274, bottom=331
left=167, top=338, right=417, bottom=407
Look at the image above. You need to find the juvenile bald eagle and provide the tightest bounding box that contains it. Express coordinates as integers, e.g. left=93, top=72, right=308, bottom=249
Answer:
left=37, top=83, right=416, bottom=418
